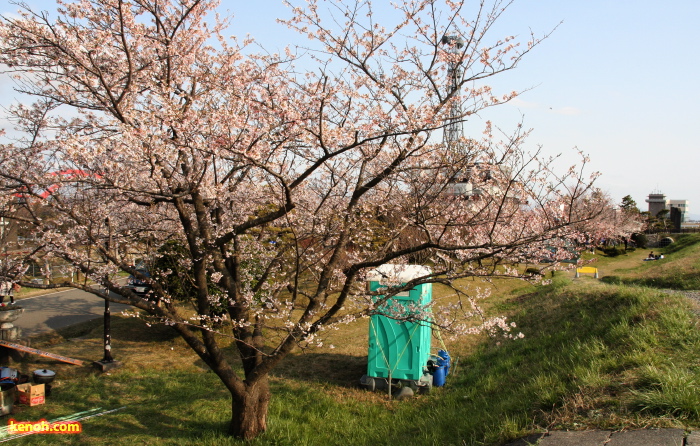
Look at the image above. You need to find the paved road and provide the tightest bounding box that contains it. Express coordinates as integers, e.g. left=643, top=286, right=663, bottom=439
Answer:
left=12, top=288, right=131, bottom=337
left=507, top=428, right=695, bottom=445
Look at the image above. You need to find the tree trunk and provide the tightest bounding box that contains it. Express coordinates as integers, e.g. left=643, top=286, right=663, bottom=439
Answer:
left=229, top=378, right=271, bottom=439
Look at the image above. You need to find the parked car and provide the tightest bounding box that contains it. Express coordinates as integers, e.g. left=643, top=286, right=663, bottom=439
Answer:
left=125, top=269, right=151, bottom=296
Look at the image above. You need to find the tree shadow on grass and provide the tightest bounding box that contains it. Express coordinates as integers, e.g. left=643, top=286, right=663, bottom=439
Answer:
left=600, top=274, right=700, bottom=290
left=17, top=369, right=234, bottom=444
left=29, top=315, right=180, bottom=350
left=191, top=347, right=368, bottom=390
left=271, top=351, right=367, bottom=387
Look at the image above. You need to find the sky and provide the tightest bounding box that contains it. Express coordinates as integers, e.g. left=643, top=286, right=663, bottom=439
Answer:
left=1, top=0, right=699, bottom=219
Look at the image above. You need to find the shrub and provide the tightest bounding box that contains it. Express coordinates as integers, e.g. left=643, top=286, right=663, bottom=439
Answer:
left=631, top=233, right=648, bottom=249
left=604, top=246, right=626, bottom=257
left=525, top=267, right=543, bottom=276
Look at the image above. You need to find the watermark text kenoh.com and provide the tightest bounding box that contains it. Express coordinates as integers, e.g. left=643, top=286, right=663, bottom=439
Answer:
left=7, top=419, right=82, bottom=434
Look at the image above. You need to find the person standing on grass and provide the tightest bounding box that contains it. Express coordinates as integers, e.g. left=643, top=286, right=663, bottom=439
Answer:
left=0, top=280, right=15, bottom=306
left=0, top=264, right=28, bottom=306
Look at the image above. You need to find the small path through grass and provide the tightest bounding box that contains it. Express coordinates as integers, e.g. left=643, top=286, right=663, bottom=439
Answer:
left=660, top=289, right=700, bottom=300
left=659, top=289, right=700, bottom=319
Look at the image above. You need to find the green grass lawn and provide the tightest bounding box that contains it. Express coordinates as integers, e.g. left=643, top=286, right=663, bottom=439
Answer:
left=5, top=235, right=700, bottom=445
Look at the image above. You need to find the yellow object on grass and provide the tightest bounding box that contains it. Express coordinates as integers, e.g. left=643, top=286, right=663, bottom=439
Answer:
left=577, top=267, right=598, bottom=274
left=575, top=266, right=599, bottom=278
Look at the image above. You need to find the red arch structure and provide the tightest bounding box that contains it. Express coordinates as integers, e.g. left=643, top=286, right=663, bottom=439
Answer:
left=14, top=169, right=102, bottom=200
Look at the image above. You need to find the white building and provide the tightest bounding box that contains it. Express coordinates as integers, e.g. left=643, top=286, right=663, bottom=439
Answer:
left=669, top=200, right=690, bottom=222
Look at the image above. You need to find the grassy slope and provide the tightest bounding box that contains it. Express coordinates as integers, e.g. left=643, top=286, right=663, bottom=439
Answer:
left=598, top=234, right=700, bottom=289
left=7, top=235, right=700, bottom=445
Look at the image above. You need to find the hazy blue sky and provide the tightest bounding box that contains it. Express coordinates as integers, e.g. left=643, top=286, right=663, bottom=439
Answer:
left=2, top=0, right=698, bottom=218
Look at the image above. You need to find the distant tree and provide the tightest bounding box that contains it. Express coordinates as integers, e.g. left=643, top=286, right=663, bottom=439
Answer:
left=620, top=195, right=640, bottom=214
left=654, top=209, right=671, bottom=233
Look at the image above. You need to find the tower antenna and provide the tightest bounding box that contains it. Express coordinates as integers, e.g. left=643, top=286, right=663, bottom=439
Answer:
left=441, top=34, right=465, bottom=153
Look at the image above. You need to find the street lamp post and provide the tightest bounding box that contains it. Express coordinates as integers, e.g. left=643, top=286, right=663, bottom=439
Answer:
left=94, top=217, right=120, bottom=372
left=102, top=287, right=114, bottom=363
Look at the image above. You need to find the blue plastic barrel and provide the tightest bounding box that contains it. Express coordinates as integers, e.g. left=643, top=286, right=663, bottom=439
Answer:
left=433, top=365, right=446, bottom=387
left=437, top=350, right=451, bottom=377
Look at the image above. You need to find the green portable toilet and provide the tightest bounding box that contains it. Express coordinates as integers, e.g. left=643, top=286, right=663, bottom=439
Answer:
left=361, top=264, right=433, bottom=391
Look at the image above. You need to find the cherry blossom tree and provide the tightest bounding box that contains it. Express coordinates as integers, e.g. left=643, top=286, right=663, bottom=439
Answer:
left=568, top=189, right=644, bottom=249
left=0, top=0, right=610, bottom=438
